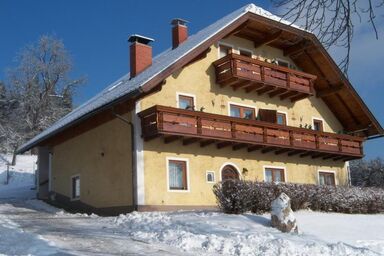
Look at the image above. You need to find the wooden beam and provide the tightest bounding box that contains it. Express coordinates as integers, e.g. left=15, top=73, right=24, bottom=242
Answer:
left=316, top=84, right=343, bottom=98
left=322, top=154, right=335, bottom=160
left=254, top=30, right=282, bottom=48
left=217, top=141, right=232, bottom=149
left=290, top=93, right=308, bottom=102
left=200, top=139, right=215, bottom=147
left=232, top=80, right=253, bottom=91
left=311, top=153, right=328, bottom=159
left=284, top=40, right=311, bottom=57
left=261, top=147, right=276, bottom=154
left=164, top=135, right=180, bottom=144
left=269, top=88, right=287, bottom=98
left=257, top=85, right=275, bottom=95
left=248, top=145, right=263, bottom=152
left=182, top=138, right=199, bottom=146
left=336, top=93, right=361, bottom=125
left=280, top=91, right=298, bottom=100
left=233, top=144, right=247, bottom=151
left=300, top=151, right=315, bottom=158
left=275, top=148, right=291, bottom=155
left=288, top=150, right=304, bottom=156
left=332, top=155, right=345, bottom=161
left=245, top=83, right=264, bottom=93
left=224, top=21, right=251, bottom=38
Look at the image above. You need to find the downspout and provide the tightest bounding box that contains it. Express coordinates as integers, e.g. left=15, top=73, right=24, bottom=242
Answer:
left=112, top=110, right=138, bottom=211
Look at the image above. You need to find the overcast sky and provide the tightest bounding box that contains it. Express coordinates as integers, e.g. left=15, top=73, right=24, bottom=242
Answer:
left=0, top=0, right=383, bottom=159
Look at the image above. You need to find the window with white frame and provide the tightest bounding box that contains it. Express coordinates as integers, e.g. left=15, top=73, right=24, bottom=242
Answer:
left=178, top=94, right=195, bottom=110
left=71, top=175, right=80, bottom=199
left=265, top=167, right=285, bottom=182
left=219, top=44, right=232, bottom=58
left=206, top=171, right=215, bottom=183
left=168, top=159, right=188, bottom=191
left=319, top=171, right=336, bottom=186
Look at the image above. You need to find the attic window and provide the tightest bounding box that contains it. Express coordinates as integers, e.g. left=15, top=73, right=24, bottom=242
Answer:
left=218, top=44, right=232, bottom=58
left=276, top=59, right=289, bottom=68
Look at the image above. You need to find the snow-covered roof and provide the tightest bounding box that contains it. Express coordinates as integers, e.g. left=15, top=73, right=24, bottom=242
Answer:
left=17, top=3, right=308, bottom=153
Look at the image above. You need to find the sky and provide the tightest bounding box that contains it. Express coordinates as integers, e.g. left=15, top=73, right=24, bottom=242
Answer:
left=0, top=0, right=383, bottom=159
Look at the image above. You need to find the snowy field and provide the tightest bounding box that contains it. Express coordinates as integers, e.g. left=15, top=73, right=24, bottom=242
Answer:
left=0, top=154, right=37, bottom=199
left=0, top=154, right=383, bottom=255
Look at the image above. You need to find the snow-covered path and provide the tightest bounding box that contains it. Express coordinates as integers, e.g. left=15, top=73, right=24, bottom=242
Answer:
left=0, top=199, right=187, bottom=256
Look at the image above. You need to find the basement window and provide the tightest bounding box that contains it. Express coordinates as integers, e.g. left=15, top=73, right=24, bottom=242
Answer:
left=71, top=175, right=80, bottom=200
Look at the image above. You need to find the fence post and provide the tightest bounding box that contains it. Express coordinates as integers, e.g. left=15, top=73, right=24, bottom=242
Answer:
left=6, top=163, right=9, bottom=185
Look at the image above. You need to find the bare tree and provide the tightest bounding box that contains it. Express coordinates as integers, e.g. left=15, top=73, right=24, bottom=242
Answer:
left=3, top=35, right=84, bottom=164
left=350, top=158, right=384, bottom=188
left=271, top=0, right=384, bottom=74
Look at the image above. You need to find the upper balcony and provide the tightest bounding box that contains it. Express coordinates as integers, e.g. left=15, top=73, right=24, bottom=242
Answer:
left=138, top=105, right=364, bottom=162
left=213, top=53, right=317, bottom=102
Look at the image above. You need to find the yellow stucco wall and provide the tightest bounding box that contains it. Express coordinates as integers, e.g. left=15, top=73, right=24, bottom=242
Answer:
left=139, top=36, right=348, bottom=206
left=51, top=113, right=133, bottom=208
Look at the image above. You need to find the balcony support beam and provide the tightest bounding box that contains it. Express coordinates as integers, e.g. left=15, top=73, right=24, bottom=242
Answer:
left=269, top=88, right=287, bottom=98
left=288, top=150, right=304, bottom=156
left=164, top=135, right=180, bottom=144
left=275, top=148, right=291, bottom=155
left=248, top=145, right=263, bottom=152
left=183, top=137, right=200, bottom=146
left=233, top=143, right=247, bottom=151
left=200, top=139, right=215, bottom=147
left=261, top=147, right=277, bottom=154
left=257, top=85, right=275, bottom=95
left=280, top=91, right=298, bottom=100
left=217, top=141, right=232, bottom=149
left=291, top=93, right=308, bottom=102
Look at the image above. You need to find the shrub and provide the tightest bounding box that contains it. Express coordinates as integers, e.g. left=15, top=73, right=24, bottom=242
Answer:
left=213, top=180, right=384, bottom=214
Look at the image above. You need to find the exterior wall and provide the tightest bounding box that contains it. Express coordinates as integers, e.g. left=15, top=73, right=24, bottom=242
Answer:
left=143, top=139, right=347, bottom=206
left=139, top=35, right=347, bottom=207
left=50, top=112, right=133, bottom=209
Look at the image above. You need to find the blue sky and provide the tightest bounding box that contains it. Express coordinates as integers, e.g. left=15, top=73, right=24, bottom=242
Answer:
left=1, top=0, right=383, bottom=159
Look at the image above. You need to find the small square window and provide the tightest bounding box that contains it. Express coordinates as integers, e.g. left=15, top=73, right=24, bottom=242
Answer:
left=313, top=119, right=324, bottom=131
left=265, top=168, right=285, bottom=183
left=71, top=175, right=80, bottom=199
left=319, top=172, right=336, bottom=186
left=277, top=112, right=287, bottom=125
left=206, top=171, right=215, bottom=183
left=178, top=95, right=195, bottom=110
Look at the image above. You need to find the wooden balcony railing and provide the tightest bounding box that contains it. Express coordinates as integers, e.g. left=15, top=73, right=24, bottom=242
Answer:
left=213, top=54, right=317, bottom=102
left=138, top=105, right=364, bottom=161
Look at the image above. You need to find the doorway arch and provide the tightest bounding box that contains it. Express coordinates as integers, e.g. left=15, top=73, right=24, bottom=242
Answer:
left=220, top=163, right=240, bottom=181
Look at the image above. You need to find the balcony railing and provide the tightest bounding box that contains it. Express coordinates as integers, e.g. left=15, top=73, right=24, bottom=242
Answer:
left=138, top=105, right=364, bottom=161
left=213, top=54, right=317, bottom=102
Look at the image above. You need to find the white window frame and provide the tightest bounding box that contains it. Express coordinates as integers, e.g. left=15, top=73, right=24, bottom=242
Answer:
left=176, top=92, right=197, bottom=110
left=277, top=111, right=289, bottom=126
left=166, top=157, right=190, bottom=193
left=227, top=101, right=257, bottom=118
left=219, top=162, right=242, bottom=181
left=263, top=165, right=287, bottom=183
left=275, top=58, right=290, bottom=68
left=238, top=47, right=253, bottom=58
left=206, top=171, right=215, bottom=183
left=217, top=42, right=234, bottom=59
left=312, top=117, right=325, bottom=131
left=70, top=174, right=81, bottom=201
left=317, top=170, right=337, bottom=185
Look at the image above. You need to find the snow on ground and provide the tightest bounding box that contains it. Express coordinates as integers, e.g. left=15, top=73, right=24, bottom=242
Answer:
left=0, top=154, right=37, bottom=199
left=0, top=155, right=383, bottom=255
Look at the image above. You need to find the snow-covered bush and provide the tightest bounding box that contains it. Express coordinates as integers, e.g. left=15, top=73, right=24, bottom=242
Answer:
left=213, top=180, right=384, bottom=214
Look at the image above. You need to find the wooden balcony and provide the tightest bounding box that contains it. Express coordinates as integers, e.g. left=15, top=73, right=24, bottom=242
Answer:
left=213, top=53, right=317, bottom=102
left=138, top=105, right=364, bottom=161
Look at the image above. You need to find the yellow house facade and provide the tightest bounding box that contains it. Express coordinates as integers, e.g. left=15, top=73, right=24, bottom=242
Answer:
left=18, top=4, right=383, bottom=215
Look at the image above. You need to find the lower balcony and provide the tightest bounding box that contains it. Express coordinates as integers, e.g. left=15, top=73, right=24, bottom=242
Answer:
left=138, top=105, right=364, bottom=161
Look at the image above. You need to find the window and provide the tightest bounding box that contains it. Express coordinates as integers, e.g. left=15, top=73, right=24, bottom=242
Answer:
left=221, top=165, right=239, bottom=181
left=71, top=175, right=80, bottom=200
left=168, top=160, right=188, bottom=191
left=206, top=171, right=215, bottom=183
left=219, top=44, right=232, bottom=58
left=230, top=104, right=255, bottom=119
left=319, top=172, right=336, bottom=186
left=265, top=168, right=285, bottom=182
left=313, top=119, right=324, bottom=131
left=276, top=59, right=289, bottom=68
left=239, top=49, right=252, bottom=57
left=178, top=95, right=195, bottom=110
left=277, top=112, right=287, bottom=125
left=258, top=109, right=277, bottom=123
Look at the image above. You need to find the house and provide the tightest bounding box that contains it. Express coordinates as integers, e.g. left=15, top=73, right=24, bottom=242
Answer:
left=18, top=4, right=383, bottom=215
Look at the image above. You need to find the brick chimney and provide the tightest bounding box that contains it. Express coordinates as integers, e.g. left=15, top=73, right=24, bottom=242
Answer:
left=171, top=18, right=188, bottom=49
left=128, top=34, right=154, bottom=78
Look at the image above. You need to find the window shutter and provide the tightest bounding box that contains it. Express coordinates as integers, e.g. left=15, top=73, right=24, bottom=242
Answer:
left=258, top=109, right=277, bottom=123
